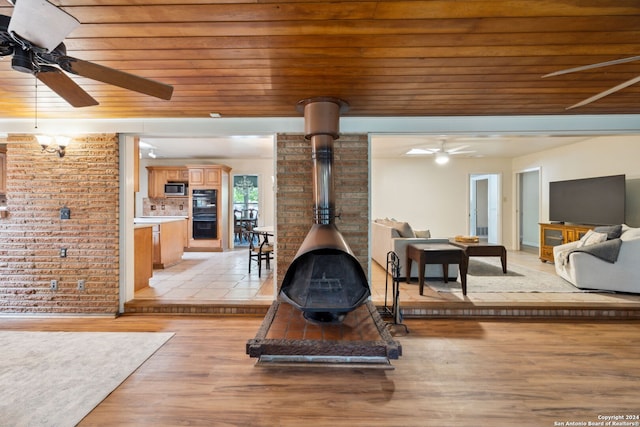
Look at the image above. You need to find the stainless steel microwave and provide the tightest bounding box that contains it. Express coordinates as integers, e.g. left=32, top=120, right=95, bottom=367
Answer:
left=164, top=182, right=187, bottom=196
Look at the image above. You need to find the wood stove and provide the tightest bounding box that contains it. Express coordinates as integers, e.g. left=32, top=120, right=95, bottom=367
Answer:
left=279, top=97, right=371, bottom=323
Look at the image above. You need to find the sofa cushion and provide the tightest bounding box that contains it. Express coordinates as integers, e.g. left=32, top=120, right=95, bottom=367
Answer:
left=593, top=224, right=622, bottom=239
left=576, top=230, right=608, bottom=248
left=414, top=229, right=431, bottom=238
left=393, top=221, right=415, bottom=238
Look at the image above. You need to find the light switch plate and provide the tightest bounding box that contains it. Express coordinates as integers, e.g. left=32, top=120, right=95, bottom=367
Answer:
left=60, top=207, right=71, bottom=220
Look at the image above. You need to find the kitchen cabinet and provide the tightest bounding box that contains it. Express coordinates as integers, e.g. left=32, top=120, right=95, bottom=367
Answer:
left=146, top=166, right=189, bottom=198
left=539, top=223, right=594, bottom=262
left=186, top=165, right=231, bottom=250
left=134, top=225, right=153, bottom=290
left=134, top=217, right=187, bottom=268
left=187, top=165, right=226, bottom=188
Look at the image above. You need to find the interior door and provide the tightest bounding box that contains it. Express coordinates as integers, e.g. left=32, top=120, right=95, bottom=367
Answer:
left=517, top=168, right=540, bottom=251
left=469, top=174, right=501, bottom=244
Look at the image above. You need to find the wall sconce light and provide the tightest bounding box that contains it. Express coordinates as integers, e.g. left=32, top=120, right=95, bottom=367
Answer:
left=36, top=135, right=71, bottom=158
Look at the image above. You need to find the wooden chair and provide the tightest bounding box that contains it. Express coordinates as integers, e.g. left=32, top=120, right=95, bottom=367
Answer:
left=234, top=209, right=245, bottom=243
left=248, top=230, right=274, bottom=277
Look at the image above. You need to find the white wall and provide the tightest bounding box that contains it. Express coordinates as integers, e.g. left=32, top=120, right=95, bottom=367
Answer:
left=372, top=134, right=640, bottom=250
left=371, top=156, right=513, bottom=245
left=138, top=157, right=275, bottom=227
left=512, top=135, right=640, bottom=226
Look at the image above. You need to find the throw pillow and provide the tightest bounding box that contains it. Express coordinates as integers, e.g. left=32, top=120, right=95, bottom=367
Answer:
left=576, top=230, right=608, bottom=248
left=593, top=224, right=622, bottom=240
left=394, top=222, right=415, bottom=238
left=621, top=226, right=640, bottom=241
left=414, top=229, right=431, bottom=238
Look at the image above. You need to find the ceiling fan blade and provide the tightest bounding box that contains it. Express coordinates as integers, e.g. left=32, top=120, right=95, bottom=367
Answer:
left=446, top=145, right=470, bottom=153
left=59, top=57, right=174, bottom=100
left=542, top=55, right=640, bottom=78
left=566, top=75, right=640, bottom=110
left=449, top=150, right=475, bottom=155
left=405, top=148, right=438, bottom=155
left=36, top=67, right=98, bottom=107
left=8, top=0, right=80, bottom=52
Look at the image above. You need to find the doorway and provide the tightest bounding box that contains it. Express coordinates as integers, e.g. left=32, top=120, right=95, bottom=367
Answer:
left=516, top=168, right=540, bottom=253
left=232, top=174, right=259, bottom=247
left=469, top=173, right=501, bottom=244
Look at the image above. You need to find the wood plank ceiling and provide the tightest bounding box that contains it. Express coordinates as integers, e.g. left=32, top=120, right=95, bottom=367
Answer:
left=1, top=0, right=639, bottom=120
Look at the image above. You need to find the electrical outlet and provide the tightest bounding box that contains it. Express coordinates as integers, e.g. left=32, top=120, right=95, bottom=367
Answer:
left=60, top=248, right=67, bottom=258
left=77, top=280, right=85, bottom=291
left=50, top=280, right=58, bottom=291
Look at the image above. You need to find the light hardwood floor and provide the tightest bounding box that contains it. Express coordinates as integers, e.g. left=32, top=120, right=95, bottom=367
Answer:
left=1, top=315, right=639, bottom=426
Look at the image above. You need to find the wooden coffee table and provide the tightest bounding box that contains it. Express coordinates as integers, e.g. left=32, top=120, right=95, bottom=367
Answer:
left=406, top=243, right=469, bottom=296
left=448, top=239, right=507, bottom=273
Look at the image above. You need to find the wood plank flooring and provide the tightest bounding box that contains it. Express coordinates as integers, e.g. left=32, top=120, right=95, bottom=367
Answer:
left=1, top=315, right=639, bottom=426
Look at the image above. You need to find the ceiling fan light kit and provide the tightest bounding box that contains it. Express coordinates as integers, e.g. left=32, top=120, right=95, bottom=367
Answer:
left=435, top=152, right=450, bottom=165
left=0, top=0, right=174, bottom=108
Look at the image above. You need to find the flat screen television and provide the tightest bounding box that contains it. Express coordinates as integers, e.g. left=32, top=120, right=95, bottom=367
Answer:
left=549, top=174, right=625, bottom=225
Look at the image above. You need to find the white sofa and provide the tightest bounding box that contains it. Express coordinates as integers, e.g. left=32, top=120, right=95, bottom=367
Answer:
left=371, top=219, right=458, bottom=280
left=553, top=224, right=640, bottom=293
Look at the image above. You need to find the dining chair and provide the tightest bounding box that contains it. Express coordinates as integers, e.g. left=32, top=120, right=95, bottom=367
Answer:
left=248, top=230, right=274, bottom=277
left=233, top=209, right=245, bottom=243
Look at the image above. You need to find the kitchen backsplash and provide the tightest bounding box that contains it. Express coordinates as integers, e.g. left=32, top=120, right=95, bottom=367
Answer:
left=143, top=198, right=189, bottom=216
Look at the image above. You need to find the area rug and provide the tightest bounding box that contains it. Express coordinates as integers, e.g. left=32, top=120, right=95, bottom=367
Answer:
left=0, top=331, right=174, bottom=427
left=427, top=258, right=581, bottom=293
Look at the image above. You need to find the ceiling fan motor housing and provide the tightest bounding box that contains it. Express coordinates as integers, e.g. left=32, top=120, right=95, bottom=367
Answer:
left=11, top=47, right=34, bottom=74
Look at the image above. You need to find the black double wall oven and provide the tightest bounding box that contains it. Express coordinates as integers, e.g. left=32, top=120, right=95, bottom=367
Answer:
left=192, top=189, right=218, bottom=239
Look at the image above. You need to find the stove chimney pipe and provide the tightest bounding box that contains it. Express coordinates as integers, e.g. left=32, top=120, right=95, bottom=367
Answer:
left=297, top=97, right=349, bottom=225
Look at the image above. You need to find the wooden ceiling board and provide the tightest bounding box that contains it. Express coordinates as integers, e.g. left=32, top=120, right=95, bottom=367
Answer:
left=1, top=1, right=639, bottom=119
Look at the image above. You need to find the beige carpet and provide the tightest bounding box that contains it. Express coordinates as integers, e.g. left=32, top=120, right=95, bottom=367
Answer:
left=427, top=258, right=581, bottom=293
left=0, top=331, right=173, bottom=427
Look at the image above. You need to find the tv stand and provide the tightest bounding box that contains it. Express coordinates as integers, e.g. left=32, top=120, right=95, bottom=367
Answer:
left=539, top=223, right=594, bottom=263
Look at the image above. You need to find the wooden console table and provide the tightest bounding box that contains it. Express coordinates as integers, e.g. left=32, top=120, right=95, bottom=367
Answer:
left=539, top=223, right=593, bottom=262
left=406, top=243, right=469, bottom=295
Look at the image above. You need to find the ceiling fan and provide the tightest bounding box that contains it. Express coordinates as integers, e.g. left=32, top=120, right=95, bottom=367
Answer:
left=0, top=0, right=173, bottom=107
left=405, top=137, right=475, bottom=164
left=542, top=55, right=640, bottom=110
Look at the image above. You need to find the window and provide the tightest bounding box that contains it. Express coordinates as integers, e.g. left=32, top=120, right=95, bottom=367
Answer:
left=233, top=175, right=259, bottom=215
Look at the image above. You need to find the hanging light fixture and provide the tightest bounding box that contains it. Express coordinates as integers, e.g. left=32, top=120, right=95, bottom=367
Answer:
left=36, top=135, right=71, bottom=157
left=435, top=151, right=450, bottom=165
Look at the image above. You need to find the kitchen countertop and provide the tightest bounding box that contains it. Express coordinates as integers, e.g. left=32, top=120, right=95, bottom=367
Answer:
left=134, top=216, right=188, bottom=224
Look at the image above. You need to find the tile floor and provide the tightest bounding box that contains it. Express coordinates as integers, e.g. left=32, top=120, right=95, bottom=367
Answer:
left=133, top=248, right=640, bottom=308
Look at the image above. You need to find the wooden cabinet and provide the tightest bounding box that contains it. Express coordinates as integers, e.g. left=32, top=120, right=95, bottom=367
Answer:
left=134, top=225, right=154, bottom=290
left=186, top=165, right=231, bottom=250
left=146, top=166, right=189, bottom=198
left=165, top=168, right=189, bottom=182
left=187, top=166, right=222, bottom=188
left=145, top=219, right=187, bottom=269
left=539, top=223, right=594, bottom=262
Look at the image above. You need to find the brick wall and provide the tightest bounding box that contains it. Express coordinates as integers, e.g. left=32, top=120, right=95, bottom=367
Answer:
left=275, top=133, right=369, bottom=288
left=0, top=134, right=120, bottom=314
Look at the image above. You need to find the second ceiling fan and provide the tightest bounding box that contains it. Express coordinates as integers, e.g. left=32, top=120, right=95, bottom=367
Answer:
left=543, top=55, right=640, bottom=110
left=406, top=137, right=476, bottom=164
